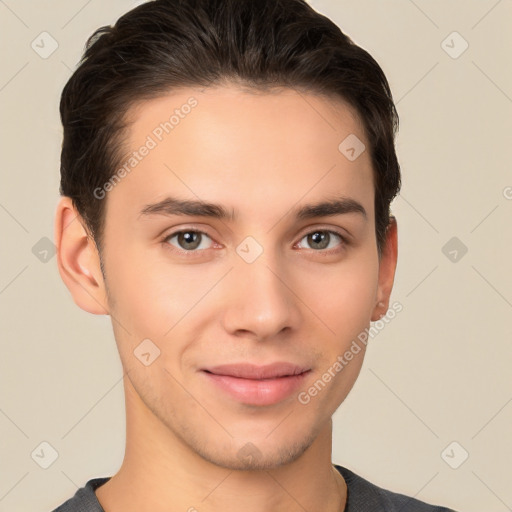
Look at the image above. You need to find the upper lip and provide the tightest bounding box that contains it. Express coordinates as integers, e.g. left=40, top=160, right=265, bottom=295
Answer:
left=202, top=362, right=311, bottom=379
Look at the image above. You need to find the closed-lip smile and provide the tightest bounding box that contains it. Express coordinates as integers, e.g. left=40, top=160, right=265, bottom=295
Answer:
left=201, top=362, right=311, bottom=405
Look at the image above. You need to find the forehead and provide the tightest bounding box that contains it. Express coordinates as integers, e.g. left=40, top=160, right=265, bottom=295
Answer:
left=107, top=85, right=374, bottom=227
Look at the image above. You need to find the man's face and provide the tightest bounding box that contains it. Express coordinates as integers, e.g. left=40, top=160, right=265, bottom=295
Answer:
left=99, top=85, right=382, bottom=470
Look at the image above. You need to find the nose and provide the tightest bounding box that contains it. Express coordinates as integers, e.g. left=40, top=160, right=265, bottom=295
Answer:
left=220, top=255, right=301, bottom=341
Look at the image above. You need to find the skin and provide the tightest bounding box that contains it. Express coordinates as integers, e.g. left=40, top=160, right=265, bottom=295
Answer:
left=55, top=84, right=398, bottom=512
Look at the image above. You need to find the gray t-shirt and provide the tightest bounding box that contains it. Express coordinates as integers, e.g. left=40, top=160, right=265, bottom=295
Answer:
left=51, top=464, right=458, bottom=511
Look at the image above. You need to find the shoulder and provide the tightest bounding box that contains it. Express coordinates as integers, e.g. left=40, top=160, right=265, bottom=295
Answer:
left=334, top=465, right=458, bottom=512
left=50, top=477, right=110, bottom=512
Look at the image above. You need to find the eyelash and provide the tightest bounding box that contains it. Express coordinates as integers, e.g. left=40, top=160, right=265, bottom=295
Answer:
left=161, top=227, right=350, bottom=256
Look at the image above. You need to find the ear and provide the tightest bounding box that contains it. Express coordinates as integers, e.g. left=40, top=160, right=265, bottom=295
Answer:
left=54, top=196, right=109, bottom=315
left=371, top=216, right=398, bottom=322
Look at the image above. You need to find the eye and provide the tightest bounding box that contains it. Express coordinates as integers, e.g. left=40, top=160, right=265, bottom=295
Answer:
left=296, top=229, right=347, bottom=251
left=163, top=230, right=214, bottom=251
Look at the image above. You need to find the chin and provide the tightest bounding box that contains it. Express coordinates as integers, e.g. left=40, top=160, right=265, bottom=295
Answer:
left=188, top=426, right=319, bottom=472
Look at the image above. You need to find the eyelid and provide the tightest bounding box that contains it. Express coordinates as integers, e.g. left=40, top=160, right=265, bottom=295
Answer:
left=297, top=224, right=350, bottom=240
left=161, top=223, right=217, bottom=239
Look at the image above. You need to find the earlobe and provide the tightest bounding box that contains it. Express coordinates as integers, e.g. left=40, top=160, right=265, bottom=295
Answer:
left=371, top=216, right=398, bottom=322
left=54, top=197, right=109, bottom=315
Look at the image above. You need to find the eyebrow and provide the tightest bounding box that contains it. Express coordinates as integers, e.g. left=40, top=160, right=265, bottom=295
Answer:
left=138, top=196, right=367, bottom=222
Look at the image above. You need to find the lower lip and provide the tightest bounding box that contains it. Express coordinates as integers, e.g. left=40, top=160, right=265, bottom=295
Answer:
left=202, top=370, right=310, bottom=406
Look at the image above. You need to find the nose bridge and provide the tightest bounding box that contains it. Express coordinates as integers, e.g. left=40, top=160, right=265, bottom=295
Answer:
left=221, top=250, right=300, bottom=339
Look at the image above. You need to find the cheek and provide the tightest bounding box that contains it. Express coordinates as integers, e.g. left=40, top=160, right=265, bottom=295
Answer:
left=103, top=245, right=193, bottom=335
left=295, top=261, right=377, bottom=413
left=299, top=255, right=379, bottom=338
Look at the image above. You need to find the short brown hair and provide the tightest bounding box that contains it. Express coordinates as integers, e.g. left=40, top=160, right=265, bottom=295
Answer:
left=59, top=0, right=401, bottom=257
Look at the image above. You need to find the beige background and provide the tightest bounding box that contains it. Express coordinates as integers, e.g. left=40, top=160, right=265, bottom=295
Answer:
left=1, top=1, right=511, bottom=511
